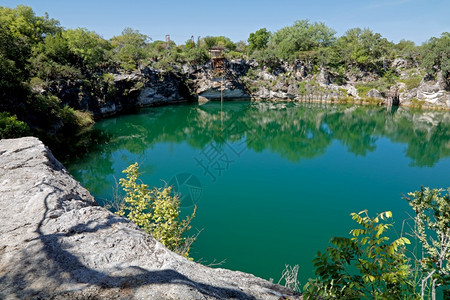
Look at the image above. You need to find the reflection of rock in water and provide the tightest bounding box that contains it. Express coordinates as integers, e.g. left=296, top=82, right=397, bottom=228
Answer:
left=413, top=113, right=441, bottom=139
left=391, top=108, right=450, bottom=142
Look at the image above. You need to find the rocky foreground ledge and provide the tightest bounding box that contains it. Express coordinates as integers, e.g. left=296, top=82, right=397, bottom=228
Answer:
left=0, top=137, right=298, bottom=299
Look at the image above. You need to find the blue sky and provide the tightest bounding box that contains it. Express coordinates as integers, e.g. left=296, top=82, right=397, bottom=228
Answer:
left=2, top=0, right=449, bottom=45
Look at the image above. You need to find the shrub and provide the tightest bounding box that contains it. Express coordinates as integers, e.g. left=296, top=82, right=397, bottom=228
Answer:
left=304, top=210, right=414, bottom=299
left=401, top=74, right=422, bottom=90
left=225, top=50, right=244, bottom=60
left=29, top=77, right=45, bottom=90
left=405, top=187, right=449, bottom=299
left=356, top=74, right=394, bottom=97
left=60, top=106, right=94, bottom=129
left=117, top=163, right=196, bottom=257
left=356, top=84, right=373, bottom=97
left=0, top=112, right=30, bottom=139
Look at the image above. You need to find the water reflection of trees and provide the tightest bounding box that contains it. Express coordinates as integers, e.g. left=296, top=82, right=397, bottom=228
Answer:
left=68, top=102, right=450, bottom=189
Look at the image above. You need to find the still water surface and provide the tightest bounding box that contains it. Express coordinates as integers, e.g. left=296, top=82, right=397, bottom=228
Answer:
left=67, top=101, right=450, bottom=284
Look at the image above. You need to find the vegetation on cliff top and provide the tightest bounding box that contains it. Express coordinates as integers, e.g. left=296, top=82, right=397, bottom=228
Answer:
left=0, top=5, right=449, bottom=158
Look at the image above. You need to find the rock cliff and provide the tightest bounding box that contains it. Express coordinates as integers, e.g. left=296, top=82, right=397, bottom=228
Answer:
left=47, top=67, right=194, bottom=119
left=0, top=137, right=298, bottom=299
left=184, top=59, right=449, bottom=108
left=39, top=60, right=450, bottom=118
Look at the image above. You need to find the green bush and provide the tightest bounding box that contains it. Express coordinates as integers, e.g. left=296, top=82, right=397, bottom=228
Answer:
left=111, top=28, right=149, bottom=71
left=117, top=163, right=197, bottom=257
left=356, top=74, right=395, bottom=97
left=356, top=84, right=374, bottom=97
left=0, top=112, right=30, bottom=139
left=26, top=94, right=61, bottom=130
left=248, top=28, right=271, bottom=51
left=302, top=187, right=450, bottom=298
left=421, top=32, right=450, bottom=80
left=270, top=20, right=336, bottom=61
left=304, top=210, right=414, bottom=299
left=225, top=50, right=244, bottom=60
left=184, top=47, right=209, bottom=65
left=401, top=74, right=422, bottom=90
left=60, top=106, right=94, bottom=129
left=406, top=187, right=450, bottom=299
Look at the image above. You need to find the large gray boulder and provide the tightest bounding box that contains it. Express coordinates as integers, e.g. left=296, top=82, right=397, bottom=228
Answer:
left=367, top=89, right=383, bottom=99
left=0, top=137, right=298, bottom=299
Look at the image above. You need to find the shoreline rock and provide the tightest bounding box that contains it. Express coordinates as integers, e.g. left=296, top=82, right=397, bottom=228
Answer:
left=39, top=60, right=450, bottom=120
left=0, top=137, right=299, bottom=299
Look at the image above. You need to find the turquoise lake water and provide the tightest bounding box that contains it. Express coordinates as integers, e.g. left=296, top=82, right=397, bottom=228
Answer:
left=66, top=101, right=450, bottom=285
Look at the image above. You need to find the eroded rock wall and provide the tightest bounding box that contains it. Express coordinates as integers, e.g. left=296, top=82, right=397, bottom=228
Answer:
left=46, top=68, right=195, bottom=119
left=41, top=60, right=450, bottom=115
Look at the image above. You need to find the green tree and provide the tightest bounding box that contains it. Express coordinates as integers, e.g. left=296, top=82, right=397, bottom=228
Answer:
left=111, top=27, right=150, bottom=71
left=304, top=210, right=414, bottom=299
left=394, top=39, right=415, bottom=56
left=235, top=40, right=248, bottom=53
left=248, top=28, right=271, bottom=51
left=203, top=36, right=218, bottom=49
left=184, top=47, right=209, bottom=65
left=0, top=5, right=62, bottom=96
left=0, top=5, right=62, bottom=83
left=118, top=163, right=197, bottom=257
left=335, top=28, right=393, bottom=70
left=421, top=32, right=450, bottom=83
left=0, top=5, right=60, bottom=44
left=30, top=33, right=82, bottom=80
left=62, top=28, right=111, bottom=70
left=201, top=36, right=236, bottom=51
left=0, top=23, right=25, bottom=101
left=184, top=38, right=196, bottom=50
left=270, top=20, right=336, bottom=60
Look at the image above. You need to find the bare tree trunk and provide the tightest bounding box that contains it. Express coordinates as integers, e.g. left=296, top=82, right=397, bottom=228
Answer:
left=432, top=278, right=437, bottom=300
left=422, top=270, right=435, bottom=298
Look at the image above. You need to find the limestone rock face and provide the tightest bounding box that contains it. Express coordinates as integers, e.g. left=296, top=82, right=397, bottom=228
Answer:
left=391, top=58, right=409, bottom=71
left=0, top=137, right=298, bottom=300
left=397, top=71, right=450, bottom=107
left=367, top=89, right=383, bottom=99
left=44, top=68, right=194, bottom=118
left=191, top=70, right=250, bottom=100
left=345, top=85, right=359, bottom=98
left=317, top=68, right=331, bottom=85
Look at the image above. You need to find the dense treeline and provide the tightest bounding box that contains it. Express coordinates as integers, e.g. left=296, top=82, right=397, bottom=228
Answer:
left=0, top=5, right=449, bottom=152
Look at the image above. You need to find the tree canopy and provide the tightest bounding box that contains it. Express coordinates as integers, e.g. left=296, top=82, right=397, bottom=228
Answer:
left=335, top=28, right=393, bottom=69
left=421, top=32, right=450, bottom=81
left=111, top=27, right=149, bottom=70
left=269, top=20, right=336, bottom=60
left=248, top=28, right=271, bottom=51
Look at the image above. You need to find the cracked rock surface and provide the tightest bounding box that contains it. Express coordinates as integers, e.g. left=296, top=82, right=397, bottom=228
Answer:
left=0, top=137, right=299, bottom=299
